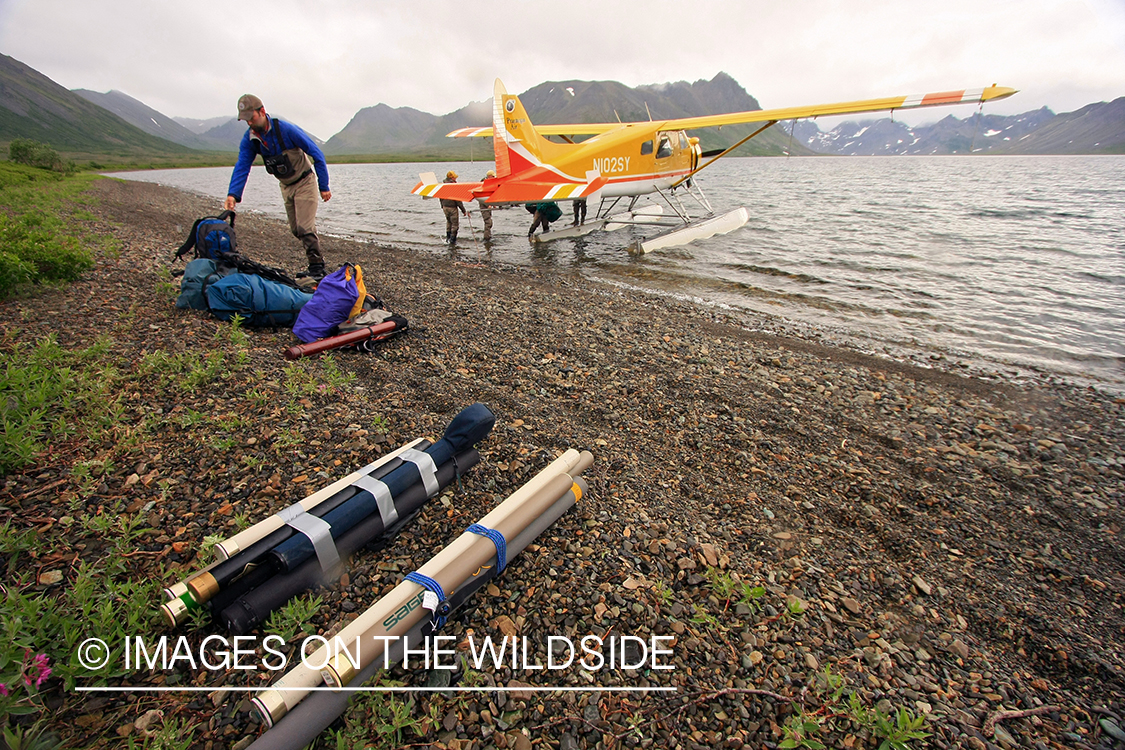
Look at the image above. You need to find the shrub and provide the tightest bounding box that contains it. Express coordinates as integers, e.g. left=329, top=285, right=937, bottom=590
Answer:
left=0, top=211, right=93, bottom=296
left=0, top=252, right=35, bottom=292
left=8, top=139, right=63, bottom=171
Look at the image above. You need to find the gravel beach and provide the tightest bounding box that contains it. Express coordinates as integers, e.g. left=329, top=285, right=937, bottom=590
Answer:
left=3, top=177, right=1123, bottom=749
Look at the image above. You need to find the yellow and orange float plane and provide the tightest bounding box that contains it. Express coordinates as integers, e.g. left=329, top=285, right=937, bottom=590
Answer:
left=412, top=79, right=1016, bottom=253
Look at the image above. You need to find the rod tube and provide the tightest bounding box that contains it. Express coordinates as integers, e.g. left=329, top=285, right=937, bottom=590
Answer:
left=216, top=438, right=428, bottom=560
left=166, top=439, right=429, bottom=622
left=284, top=320, right=400, bottom=361
left=322, top=469, right=582, bottom=687
left=250, top=451, right=590, bottom=723
left=188, top=441, right=446, bottom=605
left=219, top=450, right=479, bottom=635
left=246, top=479, right=585, bottom=749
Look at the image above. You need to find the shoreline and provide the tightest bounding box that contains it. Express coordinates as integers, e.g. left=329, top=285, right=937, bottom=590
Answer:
left=3, top=176, right=1122, bottom=748
left=114, top=160, right=1125, bottom=399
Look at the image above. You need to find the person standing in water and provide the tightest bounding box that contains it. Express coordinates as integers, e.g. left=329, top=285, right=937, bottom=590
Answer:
left=440, top=170, right=468, bottom=243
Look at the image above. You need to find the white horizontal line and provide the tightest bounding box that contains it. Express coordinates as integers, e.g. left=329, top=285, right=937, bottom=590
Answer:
left=77, top=686, right=676, bottom=693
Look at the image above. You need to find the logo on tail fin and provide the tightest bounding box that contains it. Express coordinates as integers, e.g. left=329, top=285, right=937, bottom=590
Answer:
left=493, top=78, right=550, bottom=175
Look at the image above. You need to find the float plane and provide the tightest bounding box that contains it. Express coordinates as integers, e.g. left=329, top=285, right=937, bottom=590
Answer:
left=412, top=79, right=1016, bottom=253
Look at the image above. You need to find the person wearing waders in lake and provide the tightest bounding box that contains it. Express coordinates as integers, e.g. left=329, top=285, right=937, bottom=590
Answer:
left=225, top=94, right=332, bottom=280
left=441, top=171, right=468, bottom=244
left=527, top=201, right=561, bottom=236
left=477, top=169, right=495, bottom=242
left=572, top=198, right=587, bottom=226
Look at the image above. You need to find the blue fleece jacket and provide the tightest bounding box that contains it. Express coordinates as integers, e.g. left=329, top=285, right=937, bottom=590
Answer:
left=226, top=118, right=330, bottom=202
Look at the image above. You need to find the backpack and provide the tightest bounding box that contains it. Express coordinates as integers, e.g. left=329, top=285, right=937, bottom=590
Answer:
left=205, top=273, right=314, bottom=327
left=175, top=258, right=234, bottom=311
left=540, top=202, right=562, bottom=222
left=175, top=211, right=237, bottom=261
left=292, top=264, right=367, bottom=343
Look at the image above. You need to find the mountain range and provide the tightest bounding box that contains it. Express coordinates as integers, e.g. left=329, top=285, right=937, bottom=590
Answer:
left=320, top=73, right=812, bottom=158
left=0, top=53, right=193, bottom=158
left=1, top=51, right=1122, bottom=160
left=793, top=99, right=1124, bottom=155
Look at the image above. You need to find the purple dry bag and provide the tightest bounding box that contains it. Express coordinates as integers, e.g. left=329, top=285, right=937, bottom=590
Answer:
left=292, top=264, right=361, bottom=342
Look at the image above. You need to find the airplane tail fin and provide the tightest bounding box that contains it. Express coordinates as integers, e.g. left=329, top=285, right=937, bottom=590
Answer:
left=493, top=78, right=556, bottom=176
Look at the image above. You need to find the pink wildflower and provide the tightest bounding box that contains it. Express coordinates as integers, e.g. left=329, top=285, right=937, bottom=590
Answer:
left=0, top=683, right=8, bottom=697
left=28, top=653, right=51, bottom=688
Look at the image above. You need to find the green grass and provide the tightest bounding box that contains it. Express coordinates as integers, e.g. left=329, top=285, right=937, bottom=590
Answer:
left=0, top=336, right=81, bottom=475
left=264, top=594, right=323, bottom=645
left=0, top=162, right=110, bottom=298
left=0, top=323, right=257, bottom=478
left=0, top=520, right=162, bottom=690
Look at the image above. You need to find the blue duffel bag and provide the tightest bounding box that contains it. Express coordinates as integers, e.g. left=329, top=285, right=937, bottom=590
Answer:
left=205, top=272, right=314, bottom=327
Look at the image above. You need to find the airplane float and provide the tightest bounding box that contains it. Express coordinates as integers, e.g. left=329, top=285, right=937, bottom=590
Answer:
left=412, top=79, right=1016, bottom=254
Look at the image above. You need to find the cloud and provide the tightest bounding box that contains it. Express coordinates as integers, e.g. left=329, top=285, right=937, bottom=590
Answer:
left=1, top=0, right=1122, bottom=138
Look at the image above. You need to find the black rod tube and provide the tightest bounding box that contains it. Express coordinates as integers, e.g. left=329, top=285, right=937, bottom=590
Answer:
left=219, top=450, right=479, bottom=635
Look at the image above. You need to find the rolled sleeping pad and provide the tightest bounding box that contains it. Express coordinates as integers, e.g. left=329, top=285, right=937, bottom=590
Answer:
left=214, top=438, right=429, bottom=560
left=188, top=403, right=494, bottom=605
left=246, top=476, right=586, bottom=749
left=219, top=449, right=480, bottom=635
left=248, top=447, right=589, bottom=723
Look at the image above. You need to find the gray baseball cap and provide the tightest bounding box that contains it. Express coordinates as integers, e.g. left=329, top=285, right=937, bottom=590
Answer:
left=237, top=94, right=264, bottom=121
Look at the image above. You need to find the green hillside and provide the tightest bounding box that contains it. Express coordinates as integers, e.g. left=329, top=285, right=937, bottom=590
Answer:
left=0, top=53, right=199, bottom=162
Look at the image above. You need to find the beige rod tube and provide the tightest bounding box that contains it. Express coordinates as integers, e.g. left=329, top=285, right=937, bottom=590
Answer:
left=252, top=449, right=590, bottom=722
left=322, top=469, right=584, bottom=687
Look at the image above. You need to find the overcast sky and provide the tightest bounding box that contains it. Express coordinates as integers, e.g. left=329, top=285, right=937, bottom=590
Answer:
left=2, top=0, right=1123, bottom=140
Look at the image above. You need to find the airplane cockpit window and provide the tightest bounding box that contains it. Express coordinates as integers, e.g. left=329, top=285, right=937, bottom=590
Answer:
left=678, top=132, right=689, bottom=149
left=656, top=135, right=673, bottom=158
left=640, top=140, right=653, bottom=155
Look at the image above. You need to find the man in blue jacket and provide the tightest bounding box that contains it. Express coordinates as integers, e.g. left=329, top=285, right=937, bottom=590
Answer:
left=225, top=94, right=332, bottom=279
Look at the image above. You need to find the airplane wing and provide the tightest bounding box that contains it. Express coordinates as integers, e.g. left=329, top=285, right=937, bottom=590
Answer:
left=445, top=85, right=1016, bottom=137
left=445, top=127, right=494, bottom=138
left=412, top=171, right=608, bottom=203
left=410, top=172, right=482, bottom=201
left=487, top=175, right=608, bottom=203
left=655, top=85, right=1017, bottom=130
left=446, top=123, right=621, bottom=138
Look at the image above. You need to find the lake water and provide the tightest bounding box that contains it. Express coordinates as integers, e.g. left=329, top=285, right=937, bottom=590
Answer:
left=118, top=156, right=1125, bottom=392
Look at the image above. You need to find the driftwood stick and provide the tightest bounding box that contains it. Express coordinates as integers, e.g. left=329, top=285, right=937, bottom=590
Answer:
left=983, top=705, right=1059, bottom=736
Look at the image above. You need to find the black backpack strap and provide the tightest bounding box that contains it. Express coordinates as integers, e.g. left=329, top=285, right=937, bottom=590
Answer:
left=231, top=255, right=300, bottom=289
left=217, top=209, right=236, bottom=228
left=272, top=118, right=289, bottom=151
left=174, top=217, right=205, bottom=260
